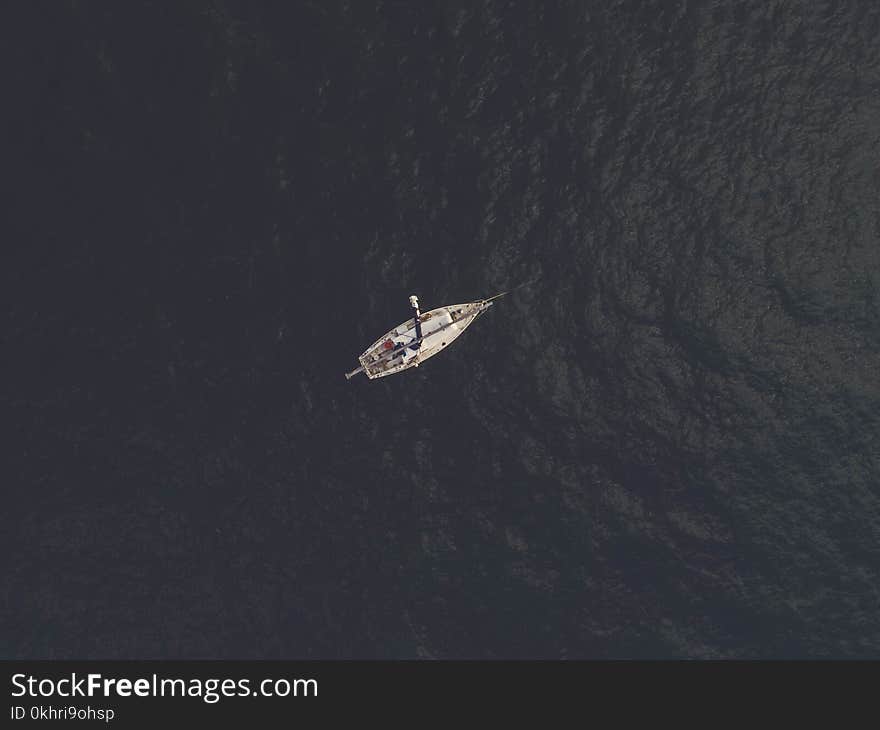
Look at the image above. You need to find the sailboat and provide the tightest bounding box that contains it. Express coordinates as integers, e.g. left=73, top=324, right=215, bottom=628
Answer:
left=344, top=291, right=504, bottom=380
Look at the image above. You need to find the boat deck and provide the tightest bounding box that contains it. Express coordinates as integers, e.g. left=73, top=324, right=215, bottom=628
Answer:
left=357, top=302, right=486, bottom=379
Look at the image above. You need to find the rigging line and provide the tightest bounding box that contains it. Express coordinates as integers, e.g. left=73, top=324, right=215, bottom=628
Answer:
left=484, top=275, right=541, bottom=303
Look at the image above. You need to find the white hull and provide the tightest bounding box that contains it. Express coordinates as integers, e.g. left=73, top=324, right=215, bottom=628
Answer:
left=349, top=299, right=492, bottom=379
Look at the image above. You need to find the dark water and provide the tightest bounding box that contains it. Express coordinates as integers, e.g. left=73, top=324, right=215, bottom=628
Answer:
left=5, top=1, right=879, bottom=658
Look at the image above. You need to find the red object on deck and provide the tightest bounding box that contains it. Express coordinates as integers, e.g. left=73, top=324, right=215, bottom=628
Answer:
left=383, top=339, right=394, bottom=350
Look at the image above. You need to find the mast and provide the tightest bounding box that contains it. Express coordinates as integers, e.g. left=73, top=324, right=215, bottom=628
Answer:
left=409, top=295, right=422, bottom=347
